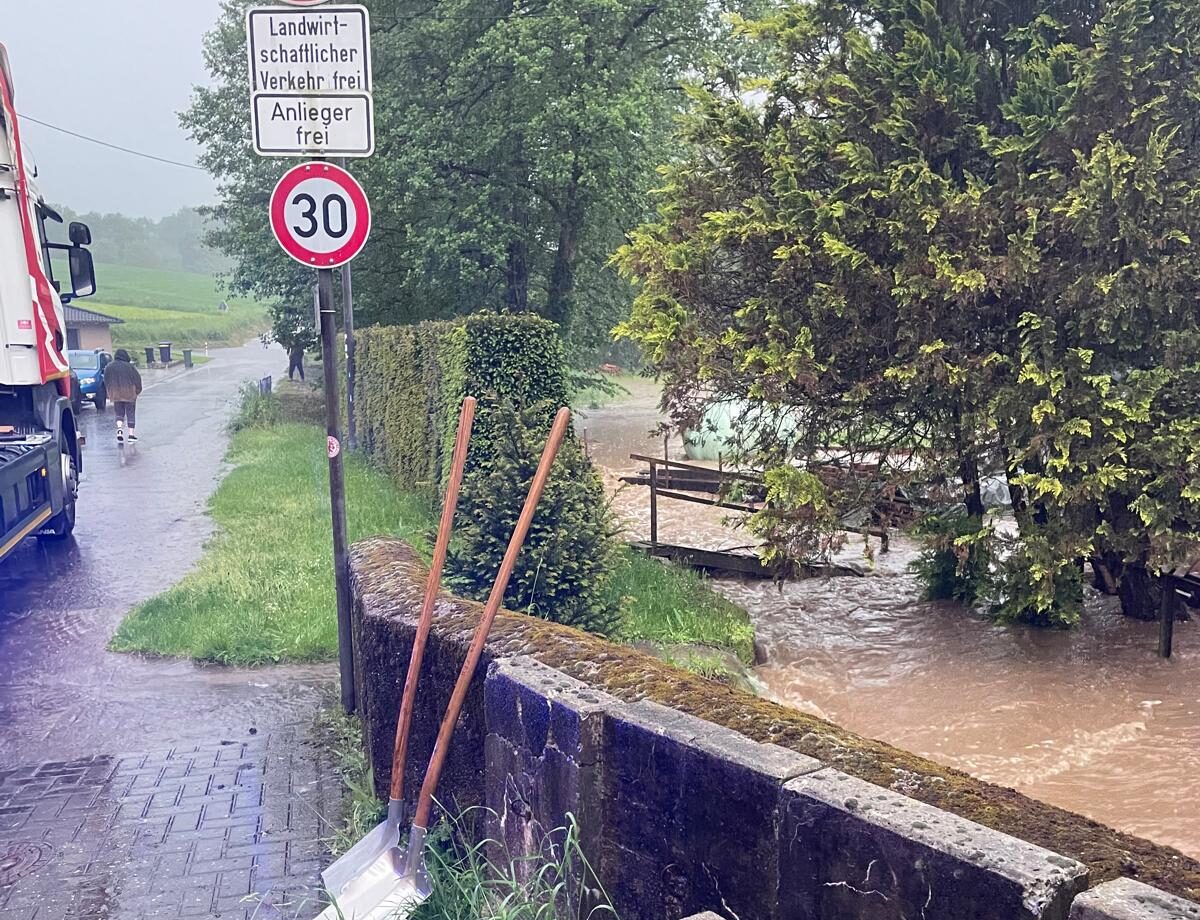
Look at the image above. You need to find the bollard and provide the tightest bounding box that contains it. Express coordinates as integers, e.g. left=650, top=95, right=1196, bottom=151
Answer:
left=158, top=342, right=173, bottom=364
left=144, top=346, right=155, bottom=366
left=183, top=348, right=193, bottom=369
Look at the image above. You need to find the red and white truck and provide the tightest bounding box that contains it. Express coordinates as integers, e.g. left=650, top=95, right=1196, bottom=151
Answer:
left=0, top=43, right=97, bottom=562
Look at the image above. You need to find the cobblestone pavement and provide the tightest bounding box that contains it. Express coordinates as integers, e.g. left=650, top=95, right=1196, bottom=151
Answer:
left=0, top=345, right=343, bottom=919
left=0, top=733, right=338, bottom=919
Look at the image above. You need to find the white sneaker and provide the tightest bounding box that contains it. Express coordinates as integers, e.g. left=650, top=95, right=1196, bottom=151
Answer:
left=116, top=423, right=125, bottom=444
left=127, top=429, right=138, bottom=442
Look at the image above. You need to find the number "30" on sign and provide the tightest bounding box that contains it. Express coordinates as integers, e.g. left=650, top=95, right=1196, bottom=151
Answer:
left=270, top=162, right=372, bottom=269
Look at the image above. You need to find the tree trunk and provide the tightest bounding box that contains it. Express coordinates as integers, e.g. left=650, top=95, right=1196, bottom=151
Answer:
left=545, top=215, right=578, bottom=328
left=1118, top=563, right=1161, bottom=621
left=959, top=453, right=985, bottom=520
left=505, top=239, right=528, bottom=312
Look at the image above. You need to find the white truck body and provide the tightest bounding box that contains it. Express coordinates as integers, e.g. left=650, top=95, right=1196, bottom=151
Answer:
left=0, top=43, right=71, bottom=388
left=0, top=41, right=94, bottom=562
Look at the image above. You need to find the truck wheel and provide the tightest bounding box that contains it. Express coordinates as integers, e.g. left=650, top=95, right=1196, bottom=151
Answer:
left=93, top=388, right=106, bottom=412
left=41, top=438, right=78, bottom=540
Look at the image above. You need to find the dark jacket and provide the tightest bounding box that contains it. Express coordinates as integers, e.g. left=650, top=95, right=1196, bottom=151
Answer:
left=104, top=359, right=142, bottom=403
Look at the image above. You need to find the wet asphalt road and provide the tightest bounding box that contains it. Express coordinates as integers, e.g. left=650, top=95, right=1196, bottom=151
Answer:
left=0, top=343, right=336, bottom=767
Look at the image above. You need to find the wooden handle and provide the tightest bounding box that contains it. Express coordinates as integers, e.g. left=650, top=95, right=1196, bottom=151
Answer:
left=388, top=397, right=476, bottom=801
left=413, top=407, right=572, bottom=829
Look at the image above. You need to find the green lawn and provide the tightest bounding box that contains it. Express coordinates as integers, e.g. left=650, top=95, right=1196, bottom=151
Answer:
left=110, top=423, right=437, bottom=664
left=86, top=263, right=267, bottom=350
left=571, top=373, right=653, bottom=410
left=612, top=550, right=756, bottom=664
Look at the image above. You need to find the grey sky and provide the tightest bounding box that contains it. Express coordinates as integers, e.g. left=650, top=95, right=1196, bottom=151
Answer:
left=5, top=1, right=224, bottom=218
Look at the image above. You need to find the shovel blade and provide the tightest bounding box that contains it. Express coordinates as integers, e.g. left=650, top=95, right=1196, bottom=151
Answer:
left=317, top=850, right=425, bottom=920
left=322, top=799, right=404, bottom=899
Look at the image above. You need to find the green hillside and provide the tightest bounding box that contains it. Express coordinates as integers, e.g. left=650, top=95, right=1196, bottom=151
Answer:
left=85, top=263, right=267, bottom=350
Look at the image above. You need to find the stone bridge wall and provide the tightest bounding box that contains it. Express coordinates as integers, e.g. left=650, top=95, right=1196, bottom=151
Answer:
left=349, top=539, right=1200, bottom=920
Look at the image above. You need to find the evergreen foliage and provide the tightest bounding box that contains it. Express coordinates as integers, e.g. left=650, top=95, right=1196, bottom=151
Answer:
left=617, top=0, right=1200, bottom=625
left=447, top=403, right=622, bottom=637
left=356, top=313, right=568, bottom=489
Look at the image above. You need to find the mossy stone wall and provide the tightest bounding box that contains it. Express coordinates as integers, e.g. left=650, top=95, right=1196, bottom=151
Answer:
left=349, top=538, right=1200, bottom=912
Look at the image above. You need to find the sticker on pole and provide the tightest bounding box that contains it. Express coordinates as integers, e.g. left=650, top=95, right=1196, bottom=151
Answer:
left=269, top=161, right=371, bottom=268
left=327, top=436, right=341, bottom=459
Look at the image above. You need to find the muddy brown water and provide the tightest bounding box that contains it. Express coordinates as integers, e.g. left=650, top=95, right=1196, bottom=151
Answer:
left=581, top=390, right=1200, bottom=859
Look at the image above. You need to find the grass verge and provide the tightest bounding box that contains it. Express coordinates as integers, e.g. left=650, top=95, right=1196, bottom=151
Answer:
left=314, top=705, right=385, bottom=858
left=611, top=548, right=755, bottom=664
left=110, top=422, right=436, bottom=664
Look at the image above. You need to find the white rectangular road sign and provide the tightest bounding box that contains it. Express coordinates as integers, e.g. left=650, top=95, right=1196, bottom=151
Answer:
left=253, top=92, right=374, bottom=157
left=246, top=3, right=374, bottom=158
left=247, top=5, right=372, bottom=93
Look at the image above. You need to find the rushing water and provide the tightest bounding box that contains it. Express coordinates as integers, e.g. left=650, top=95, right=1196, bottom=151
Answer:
left=581, top=391, right=1200, bottom=859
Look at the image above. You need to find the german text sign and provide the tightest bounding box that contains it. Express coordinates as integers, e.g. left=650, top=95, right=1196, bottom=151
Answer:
left=270, top=162, right=371, bottom=268
left=247, top=4, right=374, bottom=157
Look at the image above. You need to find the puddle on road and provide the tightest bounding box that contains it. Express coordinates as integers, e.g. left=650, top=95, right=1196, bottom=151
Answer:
left=586, top=387, right=1200, bottom=858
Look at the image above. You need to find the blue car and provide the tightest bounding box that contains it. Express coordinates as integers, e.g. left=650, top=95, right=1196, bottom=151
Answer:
left=68, top=348, right=112, bottom=411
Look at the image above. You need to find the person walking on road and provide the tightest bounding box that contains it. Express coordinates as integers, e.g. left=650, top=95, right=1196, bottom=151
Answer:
left=288, top=344, right=306, bottom=382
left=104, top=349, right=143, bottom=444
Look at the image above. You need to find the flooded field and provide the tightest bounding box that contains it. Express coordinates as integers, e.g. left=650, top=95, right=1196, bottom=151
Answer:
left=581, top=388, right=1200, bottom=858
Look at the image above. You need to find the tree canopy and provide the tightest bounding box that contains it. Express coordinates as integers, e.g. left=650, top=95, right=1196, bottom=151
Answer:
left=617, top=0, right=1200, bottom=624
left=185, top=0, right=757, bottom=357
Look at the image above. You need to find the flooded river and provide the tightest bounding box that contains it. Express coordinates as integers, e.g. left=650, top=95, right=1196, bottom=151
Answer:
left=580, top=389, right=1200, bottom=858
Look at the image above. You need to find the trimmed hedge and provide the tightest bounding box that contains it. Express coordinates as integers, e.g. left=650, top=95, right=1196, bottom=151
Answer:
left=357, top=313, right=621, bottom=635
left=357, top=313, right=570, bottom=490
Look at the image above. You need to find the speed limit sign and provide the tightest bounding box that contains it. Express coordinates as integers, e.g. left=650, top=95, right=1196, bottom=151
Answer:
left=269, top=162, right=371, bottom=268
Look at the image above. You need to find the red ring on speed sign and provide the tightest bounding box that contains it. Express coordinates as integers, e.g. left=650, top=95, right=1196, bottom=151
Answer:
left=270, top=162, right=371, bottom=269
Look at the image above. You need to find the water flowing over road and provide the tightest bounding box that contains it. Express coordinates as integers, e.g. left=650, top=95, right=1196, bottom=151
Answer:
left=581, top=387, right=1199, bottom=859
left=0, top=343, right=334, bottom=765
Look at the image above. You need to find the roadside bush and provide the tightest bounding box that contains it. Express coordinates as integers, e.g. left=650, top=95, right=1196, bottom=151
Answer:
left=448, top=403, right=622, bottom=638
left=229, top=382, right=280, bottom=431
left=360, top=313, right=618, bottom=636
left=911, top=509, right=995, bottom=606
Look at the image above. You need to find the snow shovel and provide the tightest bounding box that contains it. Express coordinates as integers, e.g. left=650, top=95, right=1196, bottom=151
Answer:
left=318, top=407, right=573, bottom=920
left=321, top=396, right=476, bottom=907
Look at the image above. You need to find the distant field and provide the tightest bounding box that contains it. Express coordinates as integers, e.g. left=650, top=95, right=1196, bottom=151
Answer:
left=87, top=263, right=267, bottom=350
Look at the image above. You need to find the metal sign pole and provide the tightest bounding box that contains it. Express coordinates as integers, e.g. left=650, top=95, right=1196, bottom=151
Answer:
left=339, top=158, right=358, bottom=451
left=318, top=267, right=356, bottom=712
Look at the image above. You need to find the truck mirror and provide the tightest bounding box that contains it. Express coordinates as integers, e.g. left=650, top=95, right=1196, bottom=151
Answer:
left=69, top=247, right=96, bottom=298
left=69, top=221, right=92, bottom=246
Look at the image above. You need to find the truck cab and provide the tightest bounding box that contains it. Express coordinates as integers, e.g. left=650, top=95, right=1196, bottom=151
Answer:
left=0, top=42, right=97, bottom=563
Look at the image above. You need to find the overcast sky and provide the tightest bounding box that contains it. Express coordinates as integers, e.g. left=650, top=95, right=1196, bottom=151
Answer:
left=5, top=1, right=223, bottom=218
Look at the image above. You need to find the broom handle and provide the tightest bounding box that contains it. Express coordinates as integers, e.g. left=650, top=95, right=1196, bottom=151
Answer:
left=388, top=397, right=477, bottom=801
left=412, top=407, right=572, bottom=830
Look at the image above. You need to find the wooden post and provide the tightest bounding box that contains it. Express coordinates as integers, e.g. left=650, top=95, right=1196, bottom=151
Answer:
left=649, top=459, right=659, bottom=546
left=1159, top=580, right=1178, bottom=659
left=663, top=434, right=671, bottom=489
